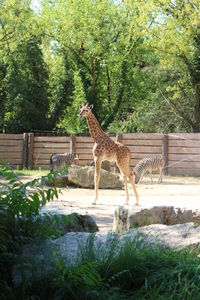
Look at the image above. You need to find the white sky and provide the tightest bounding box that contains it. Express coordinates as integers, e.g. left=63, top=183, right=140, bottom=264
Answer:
left=31, top=0, right=40, bottom=11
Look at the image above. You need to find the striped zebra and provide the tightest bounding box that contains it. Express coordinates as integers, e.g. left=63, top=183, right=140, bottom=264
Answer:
left=50, top=152, right=78, bottom=172
left=134, top=156, right=164, bottom=184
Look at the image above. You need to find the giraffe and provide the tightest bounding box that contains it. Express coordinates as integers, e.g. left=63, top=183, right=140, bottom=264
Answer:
left=79, top=103, right=139, bottom=205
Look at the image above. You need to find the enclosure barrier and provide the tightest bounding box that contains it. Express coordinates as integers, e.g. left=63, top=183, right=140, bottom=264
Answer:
left=1, top=132, right=200, bottom=176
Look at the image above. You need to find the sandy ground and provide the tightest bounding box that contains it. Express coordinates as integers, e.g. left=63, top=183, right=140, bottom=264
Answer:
left=40, top=175, right=200, bottom=232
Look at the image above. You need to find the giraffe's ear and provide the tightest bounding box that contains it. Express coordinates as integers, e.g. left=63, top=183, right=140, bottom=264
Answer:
left=89, top=104, right=93, bottom=110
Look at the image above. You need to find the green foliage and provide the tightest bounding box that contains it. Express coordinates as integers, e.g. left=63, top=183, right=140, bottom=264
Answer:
left=58, top=70, right=88, bottom=133
left=3, top=37, right=50, bottom=133
left=1, top=0, right=200, bottom=133
left=0, top=165, right=59, bottom=298
left=13, top=233, right=200, bottom=299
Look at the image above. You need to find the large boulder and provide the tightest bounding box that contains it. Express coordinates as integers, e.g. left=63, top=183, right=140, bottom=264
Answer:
left=40, top=213, right=99, bottom=234
left=12, top=232, right=111, bottom=286
left=133, top=222, right=200, bottom=250
left=113, top=206, right=200, bottom=234
left=90, top=160, right=113, bottom=172
left=68, top=165, right=123, bottom=189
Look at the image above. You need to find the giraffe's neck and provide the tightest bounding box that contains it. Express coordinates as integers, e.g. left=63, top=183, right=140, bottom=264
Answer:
left=86, top=112, right=107, bottom=143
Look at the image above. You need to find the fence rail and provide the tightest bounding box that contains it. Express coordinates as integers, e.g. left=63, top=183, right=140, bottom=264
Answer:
left=0, top=133, right=200, bottom=176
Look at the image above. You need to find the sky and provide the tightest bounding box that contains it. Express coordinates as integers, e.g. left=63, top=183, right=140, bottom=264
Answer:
left=31, top=0, right=40, bottom=12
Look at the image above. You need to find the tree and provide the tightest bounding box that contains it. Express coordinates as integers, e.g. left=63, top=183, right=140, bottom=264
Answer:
left=40, top=0, right=153, bottom=132
left=58, top=70, right=88, bottom=133
left=149, top=0, right=200, bottom=132
left=4, top=37, right=49, bottom=133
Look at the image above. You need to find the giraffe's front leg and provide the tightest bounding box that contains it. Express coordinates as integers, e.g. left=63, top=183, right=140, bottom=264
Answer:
left=93, top=157, right=102, bottom=205
left=158, top=167, right=163, bottom=184
left=123, top=175, right=129, bottom=205
left=130, top=174, right=139, bottom=205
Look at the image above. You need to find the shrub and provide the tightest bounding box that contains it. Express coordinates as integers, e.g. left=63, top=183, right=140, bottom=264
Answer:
left=0, top=165, right=59, bottom=299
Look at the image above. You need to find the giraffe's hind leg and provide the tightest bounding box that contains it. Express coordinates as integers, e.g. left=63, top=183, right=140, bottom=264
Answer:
left=93, top=157, right=102, bottom=205
left=117, top=159, right=139, bottom=205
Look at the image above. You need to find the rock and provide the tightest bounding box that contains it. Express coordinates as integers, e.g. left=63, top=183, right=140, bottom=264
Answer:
left=45, top=174, right=71, bottom=187
left=132, top=222, right=200, bottom=250
left=39, top=213, right=99, bottom=234
left=90, top=160, right=112, bottom=172
left=129, top=206, right=175, bottom=227
left=68, top=165, right=123, bottom=189
left=12, top=232, right=114, bottom=286
left=113, top=206, right=200, bottom=233
left=113, top=206, right=130, bottom=234
left=130, top=206, right=200, bottom=227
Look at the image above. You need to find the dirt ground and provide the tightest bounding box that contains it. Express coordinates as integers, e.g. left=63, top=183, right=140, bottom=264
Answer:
left=40, top=175, right=200, bottom=232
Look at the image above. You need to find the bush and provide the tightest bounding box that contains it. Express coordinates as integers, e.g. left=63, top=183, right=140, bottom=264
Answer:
left=15, top=233, right=200, bottom=300
left=0, top=165, right=59, bottom=299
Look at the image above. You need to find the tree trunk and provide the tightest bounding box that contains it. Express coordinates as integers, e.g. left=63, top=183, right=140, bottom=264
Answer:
left=193, top=83, right=200, bottom=132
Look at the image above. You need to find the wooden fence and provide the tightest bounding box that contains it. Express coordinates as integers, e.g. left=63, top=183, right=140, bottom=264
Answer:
left=0, top=132, right=200, bottom=176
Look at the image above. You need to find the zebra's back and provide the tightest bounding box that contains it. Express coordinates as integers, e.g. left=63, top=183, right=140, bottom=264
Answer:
left=134, top=156, right=164, bottom=184
left=50, top=152, right=75, bottom=171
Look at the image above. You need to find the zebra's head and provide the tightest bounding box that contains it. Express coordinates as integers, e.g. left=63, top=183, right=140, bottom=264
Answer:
left=133, top=168, right=140, bottom=184
left=79, top=103, right=94, bottom=117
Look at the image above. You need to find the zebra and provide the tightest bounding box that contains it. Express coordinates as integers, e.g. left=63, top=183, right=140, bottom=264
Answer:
left=49, top=152, right=79, bottom=172
left=134, top=156, right=164, bottom=184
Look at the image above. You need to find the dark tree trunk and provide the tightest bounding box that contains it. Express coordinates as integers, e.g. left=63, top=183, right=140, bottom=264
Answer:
left=193, top=83, right=200, bottom=132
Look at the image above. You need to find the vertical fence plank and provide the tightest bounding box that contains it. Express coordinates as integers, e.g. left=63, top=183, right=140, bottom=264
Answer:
left=116, top=133, right=122, bottom=143
left=162, top=134, right=168, bottom=175
left=22, top=133, right=28, bottom=169
left=70, top=134, right=76, bottom=155
left=28, top=133, right=34, bottom=169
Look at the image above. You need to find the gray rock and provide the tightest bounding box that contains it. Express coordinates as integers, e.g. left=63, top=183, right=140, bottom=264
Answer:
left=90, top=160, right=112, bottom=172
left=113, top=206, right=130, bottom=234
left=12, top=232, right=115, bottom=286
left=130, top=222, right=200, bottom=250
left=68, top=165, right=123, bottom=189
left=40, top=213, right=99, bottom=234
left=129, top=206, right=175, bottom=227
left=113, top=206, right=200, bottom=233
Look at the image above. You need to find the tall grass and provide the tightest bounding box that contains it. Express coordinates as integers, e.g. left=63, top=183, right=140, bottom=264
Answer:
left=17, top=233, right=200, bottom=300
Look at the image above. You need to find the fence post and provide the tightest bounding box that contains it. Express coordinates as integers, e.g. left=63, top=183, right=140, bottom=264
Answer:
left=162, top=134, right=168, bottom=175
left=116, top=133, right=122, bottom=143
left=70, top=134, right=76, bottom=155
left=27, top=133, right=34, bottom=169
left=22, top=133, right=28, bottom=169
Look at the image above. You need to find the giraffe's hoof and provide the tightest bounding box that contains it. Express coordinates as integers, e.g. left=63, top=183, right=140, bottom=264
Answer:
left=135, top=202, right=139, bottom=206
left=92, top=202, right=97, bottom=205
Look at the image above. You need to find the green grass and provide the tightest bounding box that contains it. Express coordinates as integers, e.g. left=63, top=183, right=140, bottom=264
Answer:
left=15, top=234, right=200, bottom=300
left=13, top=168, right=49, bottom=177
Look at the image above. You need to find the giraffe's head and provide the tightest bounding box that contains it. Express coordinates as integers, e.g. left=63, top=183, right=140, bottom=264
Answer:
left=79, top=103, right=94, bottom=117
